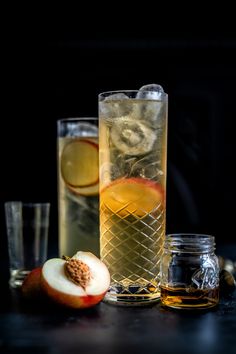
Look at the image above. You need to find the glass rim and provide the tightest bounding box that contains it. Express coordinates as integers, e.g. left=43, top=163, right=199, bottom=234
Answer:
left=98, top=90, right=168, bottom=100
left=5, top=201, right=50, bottom=207
left=165, top=233, right=215, bottom=253
left=166, top=233, right=215, bottom=240
left=57, top=117, right=98, bottom=124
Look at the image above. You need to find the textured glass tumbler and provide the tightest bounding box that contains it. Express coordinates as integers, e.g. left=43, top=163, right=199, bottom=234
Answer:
left=99, top=85, right=168, bottom=305
left=5, top=202, right=50, bottom=288
left=160, top=234, right=220, bottom=309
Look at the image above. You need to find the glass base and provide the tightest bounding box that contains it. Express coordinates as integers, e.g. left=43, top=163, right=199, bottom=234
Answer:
left=160, top=302, right=219, bottom=310
left=9, top=270, right=30, bottom=288
left=103, top=284, right=161, bottom=306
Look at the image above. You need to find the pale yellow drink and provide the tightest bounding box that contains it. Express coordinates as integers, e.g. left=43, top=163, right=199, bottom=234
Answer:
left=57, top=119, right=99, bottom=258
left=99, top=88, right=168, bottom=305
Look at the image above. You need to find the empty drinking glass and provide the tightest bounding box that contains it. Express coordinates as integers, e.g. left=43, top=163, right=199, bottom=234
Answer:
left=5, top=201, right=50, bottom=288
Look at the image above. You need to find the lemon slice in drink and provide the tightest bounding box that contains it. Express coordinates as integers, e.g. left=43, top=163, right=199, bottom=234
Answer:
left=101, top=178, right=164, bottom=217
left=61, top=139, right=99, bottom=188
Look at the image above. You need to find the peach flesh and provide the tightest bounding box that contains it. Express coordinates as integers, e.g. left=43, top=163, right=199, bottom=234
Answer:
left=41, top=252, right=110, bottom=309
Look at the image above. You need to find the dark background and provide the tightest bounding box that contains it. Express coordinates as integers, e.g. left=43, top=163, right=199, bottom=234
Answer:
left=1, top=18, right=236, bottom=282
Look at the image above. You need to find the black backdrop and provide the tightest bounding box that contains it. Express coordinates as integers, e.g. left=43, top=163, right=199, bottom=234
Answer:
left=1, top=25, right=236, bottom=278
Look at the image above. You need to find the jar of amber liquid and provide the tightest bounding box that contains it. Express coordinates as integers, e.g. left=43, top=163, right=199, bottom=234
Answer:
left=160, top=234, right=219, bottom=309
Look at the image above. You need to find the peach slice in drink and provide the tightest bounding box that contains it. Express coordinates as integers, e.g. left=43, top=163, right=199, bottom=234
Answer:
left=67, top=183, right=99, bottom=197
left=101, top=178, right=164, bottom=217
left=61, top=139, right=99, bottom=195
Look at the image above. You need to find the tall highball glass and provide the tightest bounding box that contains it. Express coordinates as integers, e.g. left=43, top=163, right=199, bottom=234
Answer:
left=99, top=85, right=168, bottom=305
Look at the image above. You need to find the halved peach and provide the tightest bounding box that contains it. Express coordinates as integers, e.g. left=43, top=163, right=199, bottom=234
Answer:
left=41, top=252, right=110, bottom=309
left=21, top=267, right=43, bottom=299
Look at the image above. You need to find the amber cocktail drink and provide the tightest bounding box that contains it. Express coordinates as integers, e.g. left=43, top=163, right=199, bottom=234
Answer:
left=99, top=85, right=168, bottom=305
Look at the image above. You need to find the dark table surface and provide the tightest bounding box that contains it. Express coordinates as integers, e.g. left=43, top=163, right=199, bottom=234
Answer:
left=1, top=244, right=236, bottom=354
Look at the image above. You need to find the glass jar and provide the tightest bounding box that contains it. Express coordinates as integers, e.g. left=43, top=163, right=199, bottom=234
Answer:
left=160, top=234, right=220, bottom=309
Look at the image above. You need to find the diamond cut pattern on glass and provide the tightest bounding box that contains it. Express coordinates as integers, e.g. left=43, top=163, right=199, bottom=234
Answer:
left=100, top=200, right=165, bottom=294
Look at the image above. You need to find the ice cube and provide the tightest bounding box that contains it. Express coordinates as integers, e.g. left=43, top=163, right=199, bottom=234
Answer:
left=110, top=116, right=156, bottom=156
left=67, top=122, right=98, bottom=138
left=100, top=93, right=131, bottom=119
left=130, top=155, right=164, bottom=180
left=100, top=162, right=122, bottom=184
left=116, top=155, right=137, bottom=177
left=105, top=93, right=129, bottom=101
left=136, top=84, right=166, bottom=128
left=136, top=84, right=165, bottom=100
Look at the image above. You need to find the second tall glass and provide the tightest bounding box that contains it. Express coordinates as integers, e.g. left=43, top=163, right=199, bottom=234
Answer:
left=57, top=118, right=99, bottom=258
left=99, top=85, right=168, bottom=305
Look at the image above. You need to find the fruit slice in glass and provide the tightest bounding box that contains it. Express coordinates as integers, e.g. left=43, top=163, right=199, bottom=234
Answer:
left=61, top=139, right=99, bottom=195
left=101, top=177, right=164, bottom=217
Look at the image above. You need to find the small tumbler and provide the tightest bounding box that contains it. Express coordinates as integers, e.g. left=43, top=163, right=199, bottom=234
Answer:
left=5, top=201, right=50, bottom=288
